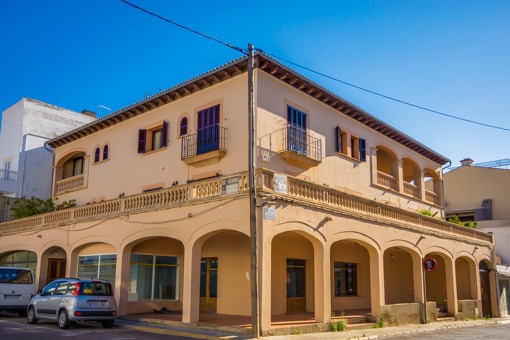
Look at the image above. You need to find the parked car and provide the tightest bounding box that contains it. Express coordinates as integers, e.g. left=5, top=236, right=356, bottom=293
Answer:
left=27, top=278, right=116, bottom=329
left=0, top=266, right=36, bottom=316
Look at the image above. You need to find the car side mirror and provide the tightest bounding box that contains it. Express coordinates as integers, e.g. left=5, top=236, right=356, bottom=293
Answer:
left=37, top=290, right=43, bottom=296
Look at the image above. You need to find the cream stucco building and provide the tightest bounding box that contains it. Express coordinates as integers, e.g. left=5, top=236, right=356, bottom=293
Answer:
left=0, top=54, right=497, bottom=334
left=443, top=160, right=510, bottom=318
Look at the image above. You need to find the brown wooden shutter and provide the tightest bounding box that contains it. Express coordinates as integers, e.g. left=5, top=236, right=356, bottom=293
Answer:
left=138, top=129, right=147, bottom=153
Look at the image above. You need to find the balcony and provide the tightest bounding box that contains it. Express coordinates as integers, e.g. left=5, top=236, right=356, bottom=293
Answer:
left=403, top=182, right=420, bottom=199
left=0, top=169, right=492, bottom=246
left=376, top=171, right=397, bottom=191
left=278, top=125, right=322, bottom=168
left=425, top=189, right=440, bottom=206
left=0, top=170, right=17, bottom=194
left=55, top=174, right=86, bottom=194
left=181, top=125, right=226, bottom=166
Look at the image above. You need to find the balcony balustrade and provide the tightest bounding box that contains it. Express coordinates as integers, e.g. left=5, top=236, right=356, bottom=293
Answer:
left=55, top=174, right=85, bottom=194
left=181, top=125, right=226, bottom=165
left=279, top=125, right=322, bottom=167
left=0, top=170, right=18, bottom=194
left=403, top=182, right=420, bottom=199
left=0, top=169, right=492, bottom=245
left=377, top=171, right=397, bottom=191
left=425, top=189, right=440, bottom=206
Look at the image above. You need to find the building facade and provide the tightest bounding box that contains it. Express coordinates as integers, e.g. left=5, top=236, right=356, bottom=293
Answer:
left=0, top=98, right=96, bottom=221
left=0, top=55, right=497, bottom=333
left=444, top=160, right=510, bottom=317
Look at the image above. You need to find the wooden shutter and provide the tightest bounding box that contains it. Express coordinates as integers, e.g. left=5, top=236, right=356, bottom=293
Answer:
left=359, top=138, right=366, bottom=162
left=336, top=127, right=342, bottom=152
left=138, top=129, right=147, bottom=153
left=161, top=121, right=168, bottom=148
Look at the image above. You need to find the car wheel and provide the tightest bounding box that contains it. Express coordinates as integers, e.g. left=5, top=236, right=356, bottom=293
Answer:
left=58, top=310, right=70, bottom=329
left=27, top=307, right=38, bottom=324
left=101, top=320, right=115, bottom=328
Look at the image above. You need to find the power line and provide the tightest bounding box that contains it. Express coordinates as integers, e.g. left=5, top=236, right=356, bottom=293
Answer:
left=120, top=0, right=509, bottom=133
left=119, top=0, right=246, bottom=55
left=258, top=49, right=510, bottom=132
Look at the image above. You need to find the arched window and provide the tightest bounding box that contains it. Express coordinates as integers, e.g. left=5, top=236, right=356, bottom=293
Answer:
left=103, top=145, right=109, bottom=160
left=179, top=117, right=188, bottom=136
left=94, top=148, right=100, bottom=163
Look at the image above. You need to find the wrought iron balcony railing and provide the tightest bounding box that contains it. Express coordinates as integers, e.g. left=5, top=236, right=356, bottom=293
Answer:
left=181, top=125, right=226, bottom=161
left=280, top=125, right=322, bottom=163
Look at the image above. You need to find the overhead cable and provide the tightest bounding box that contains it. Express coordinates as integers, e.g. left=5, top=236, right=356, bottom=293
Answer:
left=258, top=49, right=510, bottom=132
left=119, top=0, right=246, bottom=55
left=120, top=0, right=509, bottom=133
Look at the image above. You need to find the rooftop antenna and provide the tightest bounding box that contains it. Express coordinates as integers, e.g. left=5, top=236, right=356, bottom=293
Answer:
left=98, top=105, right=111, bottom=117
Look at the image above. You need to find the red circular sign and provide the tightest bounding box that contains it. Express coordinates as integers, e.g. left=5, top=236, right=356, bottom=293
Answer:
left=422, top=258, right=437, bottom=272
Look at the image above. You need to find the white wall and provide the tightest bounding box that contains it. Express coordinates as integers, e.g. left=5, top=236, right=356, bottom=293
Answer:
left=0, top=98, right=95, bottom=199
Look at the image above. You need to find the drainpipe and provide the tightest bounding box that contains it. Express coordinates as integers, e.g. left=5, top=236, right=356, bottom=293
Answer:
left=440, top=160, right=451, bottom=219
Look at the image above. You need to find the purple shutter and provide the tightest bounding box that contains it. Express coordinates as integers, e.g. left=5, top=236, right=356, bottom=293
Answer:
left=138, top=129, right=147, bottom=153
left=161, top=121, right=168, bottom=148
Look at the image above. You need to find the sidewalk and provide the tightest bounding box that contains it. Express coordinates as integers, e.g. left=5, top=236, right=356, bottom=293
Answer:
left=117, top=315, right=510, bottom=340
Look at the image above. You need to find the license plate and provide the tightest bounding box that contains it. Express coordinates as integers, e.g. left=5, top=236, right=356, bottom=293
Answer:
left=4, top=295, right=21, bottom=300
left=87, top=301, right=107, bottom=307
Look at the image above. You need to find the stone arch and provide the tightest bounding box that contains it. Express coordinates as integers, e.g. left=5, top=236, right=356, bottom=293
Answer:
left=375, top=145, right=399, bottom=190
left=455, top=256, right=477, bottom=300
left=330, top=236, right=381, bottom=317
left=423, top=250, right=454, bottom=315
left=39, top=246, right=68, bottom=288
left=383, top=245, right=421, bottom=304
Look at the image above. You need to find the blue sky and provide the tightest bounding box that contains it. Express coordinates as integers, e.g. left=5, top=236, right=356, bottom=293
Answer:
left=1, top=1, right=509, bottom=167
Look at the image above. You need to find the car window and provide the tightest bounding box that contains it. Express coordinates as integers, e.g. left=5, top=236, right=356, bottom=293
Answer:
left=0, top=268, right=33, bottom=284
left=67, top=282, right=76, bottom=295
left=43, top=281, right=59, bottom=295
left=55, top=282, right=69, bottom=295
left=81, top=282, right=111, bottom=296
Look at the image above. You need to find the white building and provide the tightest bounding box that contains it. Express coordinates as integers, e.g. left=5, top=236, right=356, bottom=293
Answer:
left=0, top=98, right=96, bottom=220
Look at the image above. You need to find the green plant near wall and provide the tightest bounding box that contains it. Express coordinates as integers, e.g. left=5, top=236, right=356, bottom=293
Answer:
left=417, top=208, right=438, bottom=217
left=448, top=215, right=478, bottom=228
left=7, top=197, right=76, bottom=219
left=330, top=310, right=346, bottom=332
left=373, top=314, right=386, bottom=328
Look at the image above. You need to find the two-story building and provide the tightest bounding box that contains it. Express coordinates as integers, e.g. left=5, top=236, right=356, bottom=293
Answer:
left=0, top=98, right=96, bottom=222
left=0, top=54, right=497, bottom=334
left=444, top=158, right=510, bottom=317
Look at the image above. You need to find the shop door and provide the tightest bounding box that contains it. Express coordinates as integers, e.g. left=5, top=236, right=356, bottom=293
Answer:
left=286, top=259, right=306, bottom=312
left=200, top=258, right=218, bottom=312
left=47, top=259, right=66, bottom=284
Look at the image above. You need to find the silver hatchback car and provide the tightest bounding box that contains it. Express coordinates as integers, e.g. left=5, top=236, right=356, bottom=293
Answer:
left=27, top=278, right=116, bottom=329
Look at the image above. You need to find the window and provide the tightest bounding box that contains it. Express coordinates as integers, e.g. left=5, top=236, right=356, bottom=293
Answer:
left=179, top=117, right=188, bottom=136
left=77, top=254, right=117, bottom=283
left=334, top=262, right=357, bottom=296
left=103, top=145, right=109, bottom=160
left=287, top=106, right=307, bottom=156
left=335, top=127, right=347, bottom=154
left=94, top=148, right=100, bottom=163
left=138, top=121, right=168, bottom=153
left=197, top=105, right=220, bottom=155
left=129, top=254, right=180, bottom=301
left=73, top=157, right=84, bottom=176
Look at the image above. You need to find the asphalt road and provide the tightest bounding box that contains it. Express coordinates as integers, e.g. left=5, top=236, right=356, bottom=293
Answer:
left=0, top=312, right=194, bottom=340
